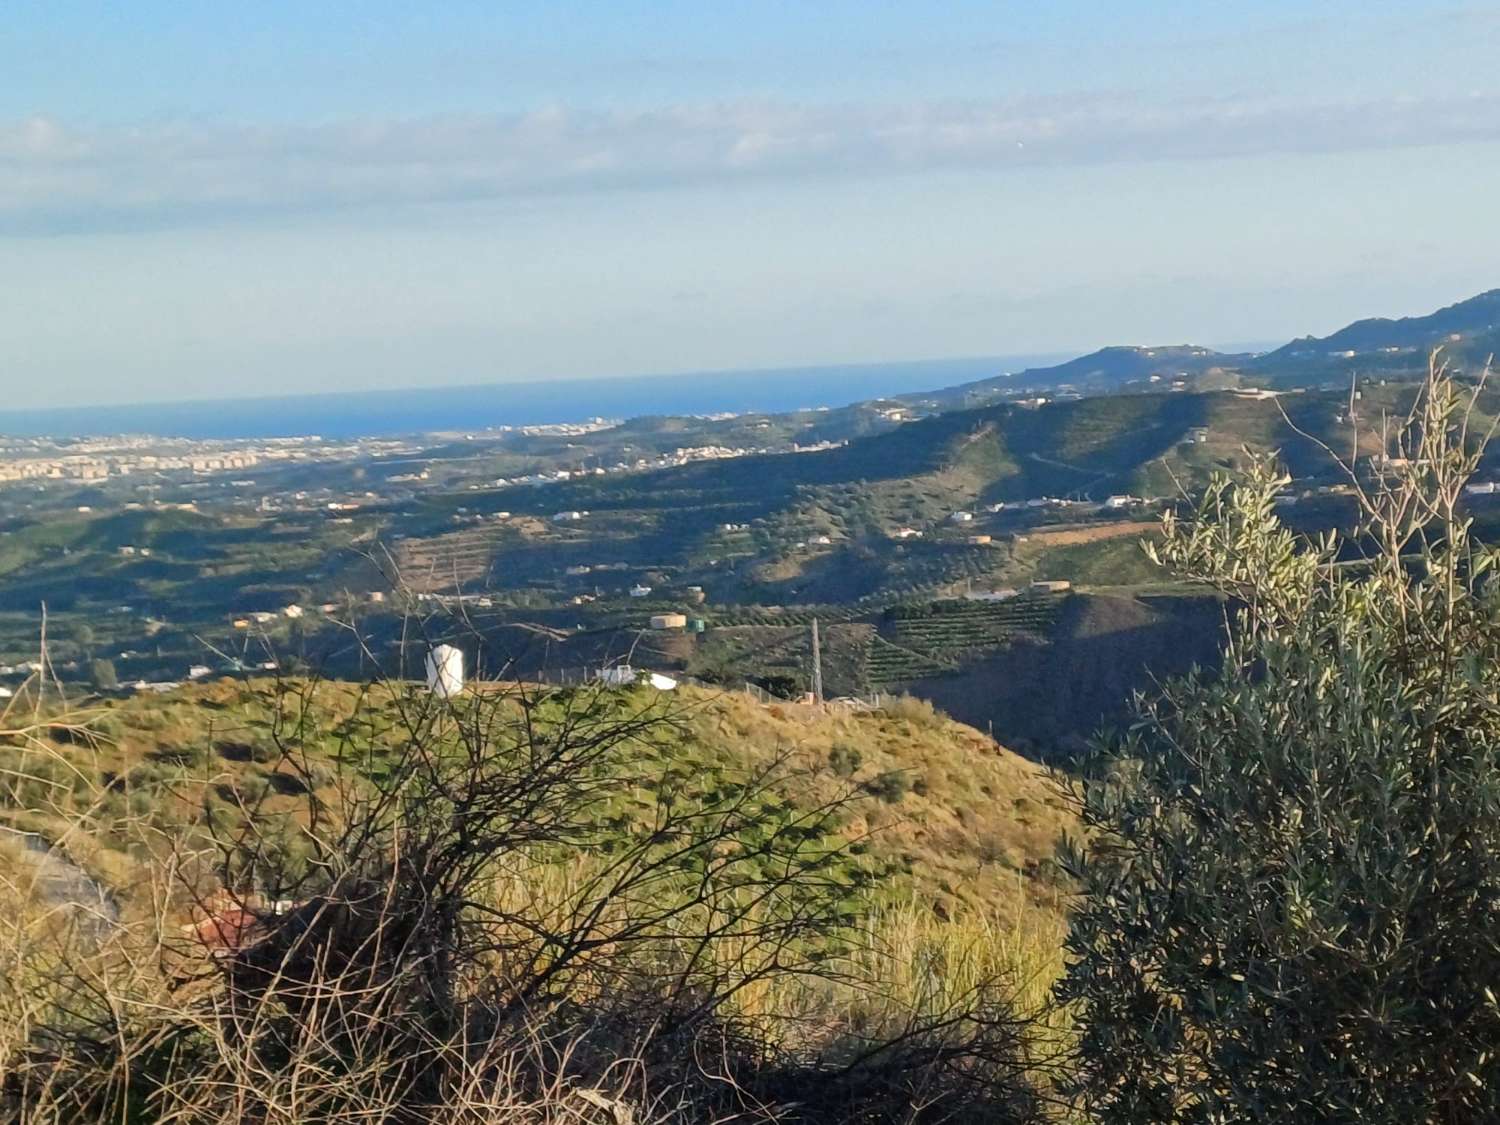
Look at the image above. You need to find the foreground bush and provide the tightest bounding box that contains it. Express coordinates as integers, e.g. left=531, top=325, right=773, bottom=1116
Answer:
left=1059, top=361, right=1500, bottom=1122
left=0, top=677, right=1058, bottom=1123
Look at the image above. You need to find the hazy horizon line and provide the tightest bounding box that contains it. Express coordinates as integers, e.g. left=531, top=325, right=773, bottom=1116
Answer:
left=0, top=338, right=1301, bottom=423
left=1, top=351, right=1069, bottom=421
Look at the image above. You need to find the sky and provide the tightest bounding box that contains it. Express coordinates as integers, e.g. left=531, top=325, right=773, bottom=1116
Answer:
left=4, top=2, right=1500, bottom=409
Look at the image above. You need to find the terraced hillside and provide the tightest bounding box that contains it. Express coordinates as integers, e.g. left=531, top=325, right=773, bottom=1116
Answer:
left=677, top=594, right=1073, bottom=700
left=902, top=592, right=1229, bottom=757
left=865, top=596, right=1067, bottom=688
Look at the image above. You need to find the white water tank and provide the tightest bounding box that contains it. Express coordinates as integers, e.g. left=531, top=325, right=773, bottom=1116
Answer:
left=425, top=645, right=465, bottom=698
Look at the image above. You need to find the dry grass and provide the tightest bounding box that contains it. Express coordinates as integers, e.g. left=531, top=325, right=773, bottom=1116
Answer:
left=3, top=679, right=1077, bottom=927
left=680, top=689, right=1075, bottom=921
left=0, top=678, right=1078, bottom=1123
left=0, top=851, right=1070, bottom=1123
left=1020, top=521, right=1158, bottom=548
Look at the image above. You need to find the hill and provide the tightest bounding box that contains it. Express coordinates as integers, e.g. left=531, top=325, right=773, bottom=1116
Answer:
left=1260, top=288, right=1500, bottom=364
left=904, top=287, right=1500, bottom=406
left=443, top=384, right=1393, bottom=601
left=906, top=344, right=1246, bottom=407
left=1, top=678, right=1077, bottom=924
left=0, top=678, right=1081, bottom=1122
left=453, top=590, right=1226, bottom=757
left=891, top=591, right=1227, bottom=756
left=2, top=377, right=1477, bottom=736
left=1230, top=289, right=1500, bottom=387
left=7, top=290, right=1499, bottom=728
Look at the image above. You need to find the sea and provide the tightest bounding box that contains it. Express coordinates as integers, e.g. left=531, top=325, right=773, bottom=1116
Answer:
left=0, top=355, right=1066, bottom=441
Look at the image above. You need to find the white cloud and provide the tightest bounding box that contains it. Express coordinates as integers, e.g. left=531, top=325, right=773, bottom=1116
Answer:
left=3, top=90, right=1499, bottom=233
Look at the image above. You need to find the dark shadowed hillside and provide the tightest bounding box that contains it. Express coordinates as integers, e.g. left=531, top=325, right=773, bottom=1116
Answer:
left=890, top=593, right=1227, bottom=757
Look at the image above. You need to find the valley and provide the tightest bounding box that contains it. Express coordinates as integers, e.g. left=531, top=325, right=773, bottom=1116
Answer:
left=3, top=290, right=1500, bottom=758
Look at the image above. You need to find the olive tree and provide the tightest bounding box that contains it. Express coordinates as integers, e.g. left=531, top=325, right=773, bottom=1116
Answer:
left=1057, top=359, right=1500, bottom=1123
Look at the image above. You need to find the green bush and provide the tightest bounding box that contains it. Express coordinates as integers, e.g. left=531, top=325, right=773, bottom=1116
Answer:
left=127, top=708, right=171, bottom=731
left=89, top=658, right=118, bottom=690
left=1058, top=364, right=1500, bottom=1124
left=0, top=747, right=75, bottom=811
left=236, top=772, right=274, bottom=803
left=828, top=744, right=863, bottom=778
left=127, top=788, right=157, bottom=818
left=865, top=769, right=910, bottom=804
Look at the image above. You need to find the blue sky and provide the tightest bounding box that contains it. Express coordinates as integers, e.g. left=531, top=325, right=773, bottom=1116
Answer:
left=4, top=2, right=1500, bottom=408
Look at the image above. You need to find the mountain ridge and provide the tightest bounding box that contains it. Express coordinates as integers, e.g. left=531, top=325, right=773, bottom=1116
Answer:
left=908, top=344, right=1247, bottom=406
left=904, top=287, right=1500, bottom=408
left=1255, top=288, right=1500, bottom=366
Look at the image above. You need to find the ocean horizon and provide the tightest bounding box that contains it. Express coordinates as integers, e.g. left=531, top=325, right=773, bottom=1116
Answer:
left=0, top=354, right=1066, bottom=441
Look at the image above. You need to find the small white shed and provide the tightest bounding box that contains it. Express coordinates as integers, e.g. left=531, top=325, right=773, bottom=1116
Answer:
left=425, top=645, right=465, bottom=698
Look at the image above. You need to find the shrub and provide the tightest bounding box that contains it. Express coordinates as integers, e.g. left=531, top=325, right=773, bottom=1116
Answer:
left=0, top=746, right=76, bottom=811
left=89, top=659, right=118, bottom=690
left=128, top=707, right=171, bottom=731
left=865, top=769, right=910, bottom=804
left=3, top=679, right=1052, bottom=1124
left=1058, top=360, right=1500, bottom=1124
left=828, top=744, right=863, bottom=778
left=879, top=694, right=941, bottom=727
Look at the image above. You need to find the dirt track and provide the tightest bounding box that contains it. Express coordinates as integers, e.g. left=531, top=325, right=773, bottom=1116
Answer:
left=1022, top=520, right=1158, bottom=548
left=1, top=826, right=119, bottom=941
